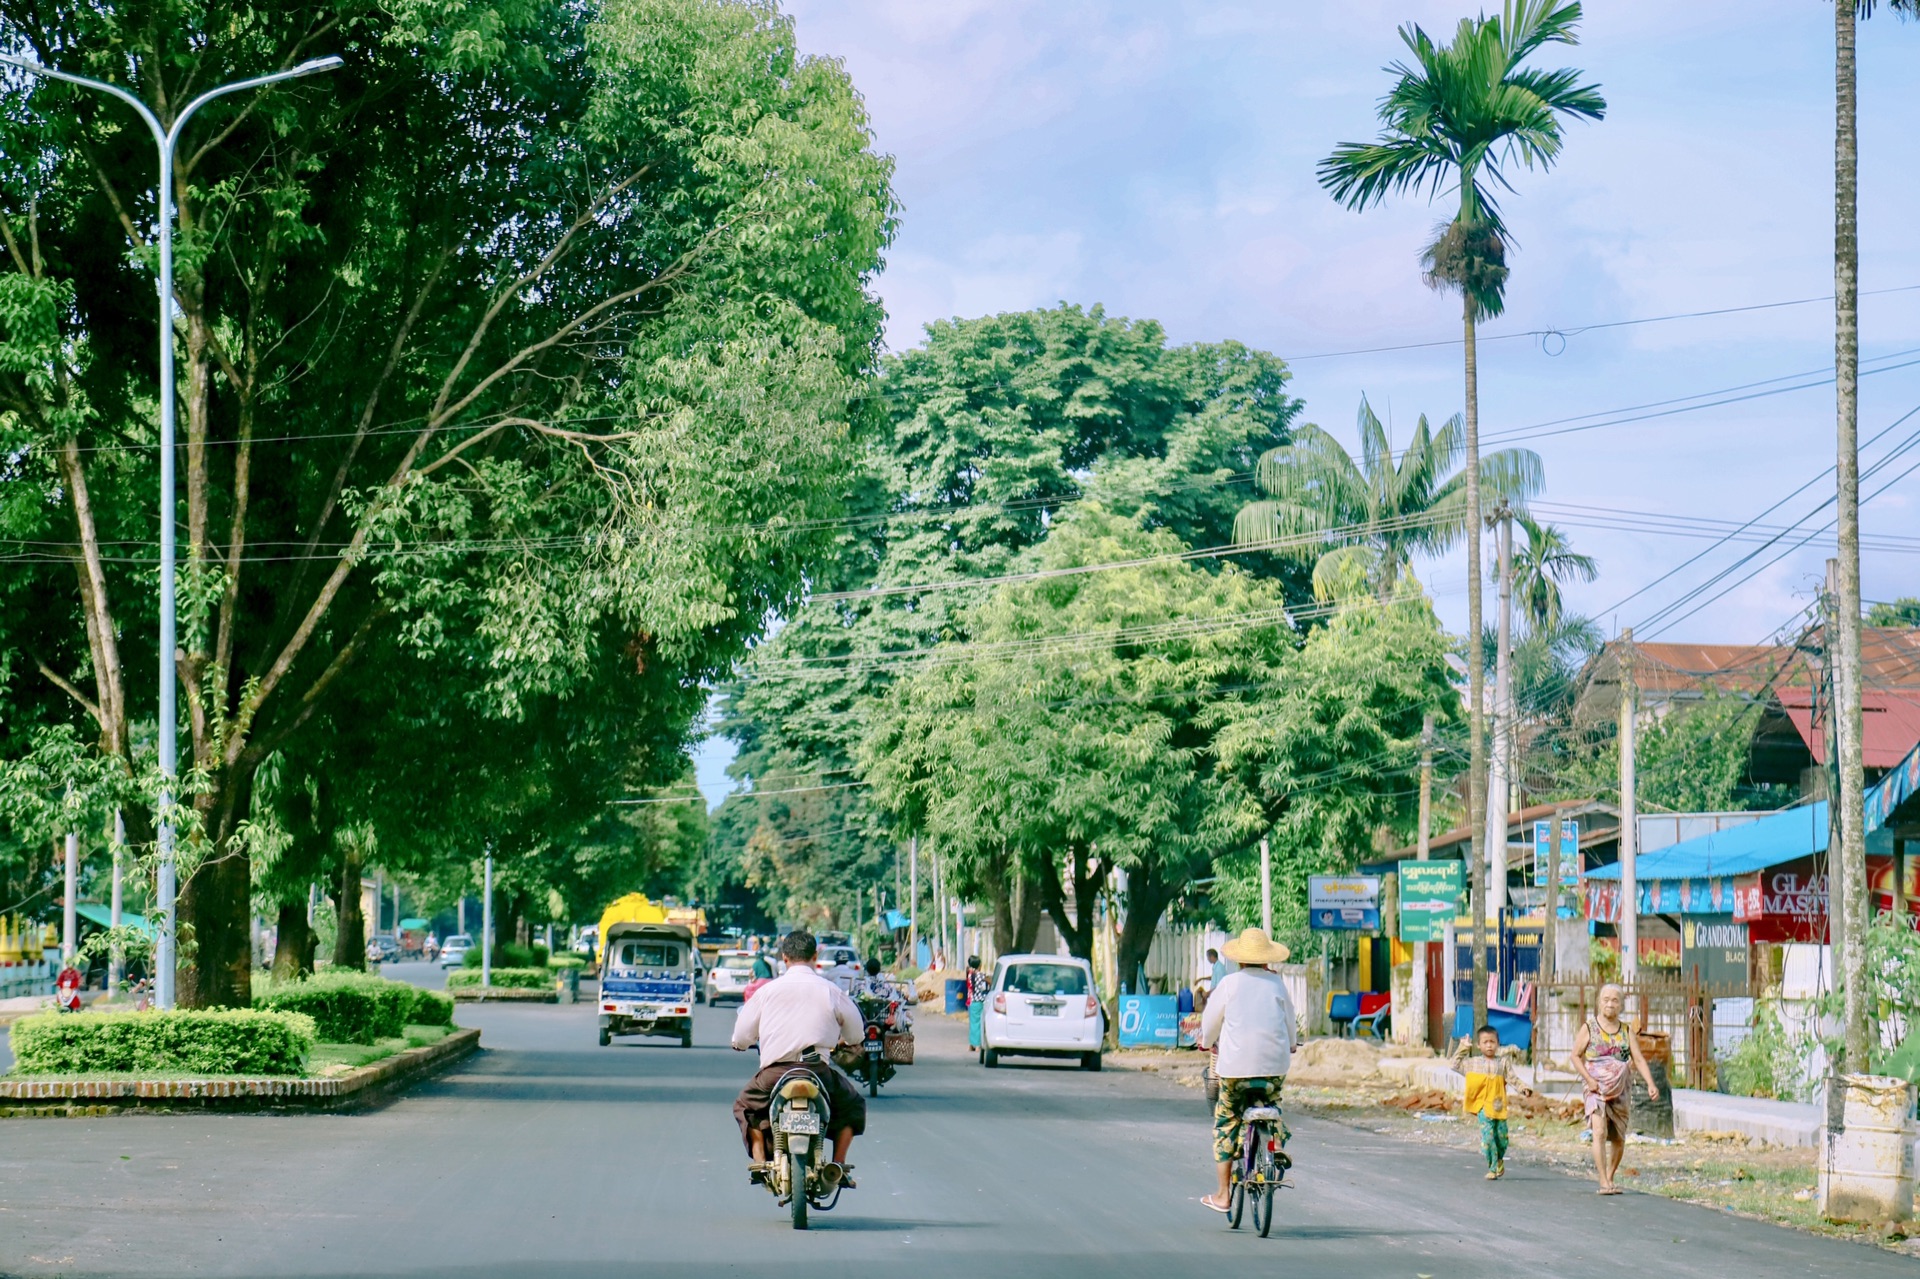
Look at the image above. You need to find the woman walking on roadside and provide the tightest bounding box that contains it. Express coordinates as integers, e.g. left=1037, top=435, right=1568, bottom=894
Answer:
left=1570, top=983, right=1660, bottom=1195
left=965, top=955, right=991, bottom=1055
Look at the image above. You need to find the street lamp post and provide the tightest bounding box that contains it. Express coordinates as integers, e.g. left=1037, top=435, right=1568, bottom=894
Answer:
left=0, top=54, right=341, bottom=1008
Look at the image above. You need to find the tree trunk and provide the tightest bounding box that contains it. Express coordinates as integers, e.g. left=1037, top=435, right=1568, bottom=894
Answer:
left=1012, top=874, right=1042, bottom=953
left=1040, top=845, right=1101, bottom=960
left=176, top=840, right=255, bottom=1008
left=333, top=849, right=367, bottom=971
left=991, top=869, right=1015, bottom=957
left=271, top=900, right=314, bottom=981
left=1463, top=294, right=1490, bottom=1029
left=1833, top=0, right=1870, bottom=1071
left=1115, top=866, right=1176, bottom=996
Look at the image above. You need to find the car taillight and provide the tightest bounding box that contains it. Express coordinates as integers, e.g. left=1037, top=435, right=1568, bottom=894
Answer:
left=1084, top=996, right=1098, bottom=1018
left=992, top=993, right=1006, bottom=1014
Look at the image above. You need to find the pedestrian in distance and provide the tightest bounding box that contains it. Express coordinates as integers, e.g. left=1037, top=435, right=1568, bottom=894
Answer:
left=1570, top=982, right=1659, bottom=1195
left=964, top=955, right=990, bottom=1053
left=1207, top=946, right=1228, bottom=990
left=1196, top=928, right=1297, bottom=1213
left=1451, top=1024, right=1531, bottom=1180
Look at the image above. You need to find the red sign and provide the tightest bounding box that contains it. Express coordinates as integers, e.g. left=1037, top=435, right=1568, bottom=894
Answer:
left=1732, top=873, right=1764, bottom=923
left=1746, top=864, right=1830, bottom=944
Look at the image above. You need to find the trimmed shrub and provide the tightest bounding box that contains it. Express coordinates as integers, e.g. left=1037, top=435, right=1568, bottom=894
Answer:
left=546, top=954, right=586, bottom=971
left=408, top=987, right=455, bottom=1026
left=10, top=1009, right=316, bottom=1076
left=255, top=973, right=416, bottom=1044
left=461, top=943, right=545, bottom=969
left=446, top=967, right=551, bottom=990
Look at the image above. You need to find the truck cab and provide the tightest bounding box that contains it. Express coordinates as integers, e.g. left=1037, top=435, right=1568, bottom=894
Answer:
left=598, top=922, right=696, bottom=1048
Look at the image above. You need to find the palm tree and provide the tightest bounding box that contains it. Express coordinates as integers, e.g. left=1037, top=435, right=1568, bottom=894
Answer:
left=1512, top=516, right=1596, bottom=632
left=1234, top=397, right=1542, bottom=602
left=1834, top=0, right=1916, bottom=1074
left=1317, top=1, right=1603, bottom=1024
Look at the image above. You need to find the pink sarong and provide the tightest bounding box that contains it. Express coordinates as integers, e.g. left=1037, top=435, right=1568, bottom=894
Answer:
left=1583, top=1057, right=1631, bottom=1140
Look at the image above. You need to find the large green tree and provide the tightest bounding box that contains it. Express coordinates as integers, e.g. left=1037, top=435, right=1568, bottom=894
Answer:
left=712, top=306, right=1304, bottom=931
left=1318, top=0, right=1603, bottom=1021
left=0, top=0, right=894, bottom=1004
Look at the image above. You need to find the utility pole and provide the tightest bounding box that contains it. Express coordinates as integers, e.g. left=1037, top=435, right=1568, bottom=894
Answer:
left=1260, top=837, right=1272, bottom=934
left=908, top=835, right=919, bottom=967
left=1618, top=630, right=1640, bottom=993
left=1831, top=0, right=1870, bottom=1077
left=1486, top=504, right=1516, bottom=918
left=62, top=830, right=78, bottom=964
left=1543, top=807, right=1562, bottom=985
left=1411, top=714, right=1434, bottom=1048
left=481, top=855, right=494, bottom=990
left=110, top=811, right=125, bottom=995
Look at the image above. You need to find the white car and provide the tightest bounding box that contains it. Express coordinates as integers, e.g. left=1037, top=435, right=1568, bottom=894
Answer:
left=438, top=934, right=473, bottom=969
left=980, top=954, right=1103, bottom=1071
left=705, top=950, right=757, bottom=1006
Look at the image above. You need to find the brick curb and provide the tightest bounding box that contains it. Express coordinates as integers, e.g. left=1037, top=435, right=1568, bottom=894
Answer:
left=0, top=1025, right=481, bottom=1118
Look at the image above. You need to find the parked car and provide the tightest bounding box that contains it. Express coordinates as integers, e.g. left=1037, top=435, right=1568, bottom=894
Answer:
left=705, top=950, right=757, bottom=1006
left=979, top=953, right=1102, bottom=1071
left=438, top=934, right=473, bottom=969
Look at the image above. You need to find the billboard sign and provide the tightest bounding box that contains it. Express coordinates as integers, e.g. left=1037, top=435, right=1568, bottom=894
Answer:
left=1398, top=861, right=1464, bottom=942
left=1309, top=875, right=1381, bottom=931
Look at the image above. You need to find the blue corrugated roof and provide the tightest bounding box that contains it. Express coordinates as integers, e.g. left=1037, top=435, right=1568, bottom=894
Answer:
left=1587, top=802, right=1826, bottom=882
left=884, top=909, right=911, bottom=931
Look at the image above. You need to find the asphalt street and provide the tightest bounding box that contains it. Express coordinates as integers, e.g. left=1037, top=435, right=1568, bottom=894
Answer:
left=0, top=972, right=1910, bottom=1279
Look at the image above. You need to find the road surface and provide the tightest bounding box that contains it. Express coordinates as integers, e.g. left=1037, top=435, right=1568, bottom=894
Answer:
left=0, top=976, right=1908, bottom=1278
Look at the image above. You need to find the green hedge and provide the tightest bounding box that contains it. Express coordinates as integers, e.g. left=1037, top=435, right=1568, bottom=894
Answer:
left=255, top=974, right=446, bottom=1044
left=461, top=942, right=548, bottom=969
left=10, top=1009, right=316, bottom=1076
left=446, top=967, right=552, bottom=990
left=546, top=954, right=586, bottom=971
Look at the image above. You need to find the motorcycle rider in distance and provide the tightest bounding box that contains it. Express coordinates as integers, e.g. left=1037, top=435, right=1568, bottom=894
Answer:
left=851, top=956, right=914, bottom=1024
left=730, top=930, right=867, bottom=1189
left=1197, top=928, right=1297, bottom=1213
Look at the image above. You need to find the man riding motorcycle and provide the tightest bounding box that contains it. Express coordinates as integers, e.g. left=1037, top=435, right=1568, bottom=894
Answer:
left=730, top=930, right=867, bottom=1189
left=1196, top=927, right=1297, bottom=1213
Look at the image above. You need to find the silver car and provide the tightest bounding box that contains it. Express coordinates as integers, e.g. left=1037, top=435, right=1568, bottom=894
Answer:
left=438, top=934, right=473, bottom=969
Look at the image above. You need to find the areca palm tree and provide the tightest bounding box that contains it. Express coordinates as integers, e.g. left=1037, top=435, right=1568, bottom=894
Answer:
left=1317, top=0, right=1603, bottom=1023
left=1512, top=515, right=1596, bottom=631
left=1833, top=0, right=1917, bottom=1073
left=1234, top=397, right=1542, bottom=602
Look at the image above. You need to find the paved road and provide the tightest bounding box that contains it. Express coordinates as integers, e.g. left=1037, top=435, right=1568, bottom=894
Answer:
left=0, top=990, right=1909, bottom=1279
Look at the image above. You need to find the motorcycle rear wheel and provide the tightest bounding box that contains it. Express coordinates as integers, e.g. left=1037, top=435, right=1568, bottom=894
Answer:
left=867, top=1056, right=880, bottom=1096
left=790, top=1152, right=810, bottom=1230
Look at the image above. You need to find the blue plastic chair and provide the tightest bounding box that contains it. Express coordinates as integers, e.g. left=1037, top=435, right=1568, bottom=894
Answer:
left=1329, top=992, right=1361, bottom=1037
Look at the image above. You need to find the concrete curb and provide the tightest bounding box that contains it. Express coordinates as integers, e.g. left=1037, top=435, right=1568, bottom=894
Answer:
left=0, top=1026, right=481, bottom=1118
left=450, top=987, right=556, bottom=1003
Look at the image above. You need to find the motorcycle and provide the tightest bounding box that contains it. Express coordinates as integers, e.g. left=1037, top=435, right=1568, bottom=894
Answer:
left=839, top=992, right=898, bottom=1097
left=763, top=1065, right=845, bottom=1230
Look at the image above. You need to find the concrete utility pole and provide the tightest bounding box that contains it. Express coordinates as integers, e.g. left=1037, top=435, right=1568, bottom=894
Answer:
left=1486, top=504, right=1516, bottom=918
left=1822, top=561, right=1849, bottom=1002
left=62, top=831, right=78, bottom=964
left=1260, top=837, right=1272, bottom=934
left=1411, top=714, right=1434, bottom=1048
left=1831, top=0, right=1871, bottom=1076
left=1543, top=807, right=1562, bottom=984
left=1618, top=631, right=1639, bottom=993
left=0, top=52, right=343, bottom=1011
left=908, top=836, right=919, bottom=966
left=481, top=855, right=494, bottom=990
left=110, top=811, right=125, bottom=995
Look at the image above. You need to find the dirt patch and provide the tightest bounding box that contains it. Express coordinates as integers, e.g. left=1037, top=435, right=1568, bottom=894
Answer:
left=1287, top=1036, right=1387, bottom=1085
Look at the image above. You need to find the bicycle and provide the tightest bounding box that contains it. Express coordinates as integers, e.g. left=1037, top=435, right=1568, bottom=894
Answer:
left=1225, top=1083, right=1288, bottom=1238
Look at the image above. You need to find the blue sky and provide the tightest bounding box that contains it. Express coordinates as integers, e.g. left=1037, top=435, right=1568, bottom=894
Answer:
left=698, top=0, right=1920, bottom=807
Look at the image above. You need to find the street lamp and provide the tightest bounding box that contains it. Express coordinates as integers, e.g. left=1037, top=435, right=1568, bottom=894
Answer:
left=0, top=53, right=342, bottom=1008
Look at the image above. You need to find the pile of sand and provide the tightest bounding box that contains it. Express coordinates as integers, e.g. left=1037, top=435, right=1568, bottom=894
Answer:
left=1287, top=1036, right=1387, bottom=1085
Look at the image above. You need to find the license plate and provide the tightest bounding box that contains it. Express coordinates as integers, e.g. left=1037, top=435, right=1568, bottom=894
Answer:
left=633, top=1005, right=658, bottom=1016
left=1033, top=1003, right=1060, bottom=1017
left=780, top=1111, right=821, bottom=1135
left=864, top=1041, right=882, bottom=1056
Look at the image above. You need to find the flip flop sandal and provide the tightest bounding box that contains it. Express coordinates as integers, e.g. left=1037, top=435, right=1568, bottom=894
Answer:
left=1200, top=1196, right=1230, bottom=1214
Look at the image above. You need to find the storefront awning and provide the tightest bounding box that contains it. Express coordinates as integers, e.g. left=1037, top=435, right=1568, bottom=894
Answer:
left=1587, top=802, right=1827, bottom=883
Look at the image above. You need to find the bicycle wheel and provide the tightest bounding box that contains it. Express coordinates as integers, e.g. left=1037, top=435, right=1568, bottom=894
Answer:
left=1227, top=1178, right=1245, bottom=1229
left=1254, top=1152, right=1276, bottom=1237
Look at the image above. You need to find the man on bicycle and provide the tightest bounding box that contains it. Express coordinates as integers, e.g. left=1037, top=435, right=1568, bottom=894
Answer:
left=1196, top=927, right=1297, bottom=1213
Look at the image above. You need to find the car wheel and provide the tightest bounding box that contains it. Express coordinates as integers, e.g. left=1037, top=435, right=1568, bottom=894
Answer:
left=982, top=1048, right=1000, bottom=1068
left=598, top=1026, right=611, bottom=1047
left=1081, top=1052, right=1102, bottom=1072
left=680, top=1028, right=693, bottom=1048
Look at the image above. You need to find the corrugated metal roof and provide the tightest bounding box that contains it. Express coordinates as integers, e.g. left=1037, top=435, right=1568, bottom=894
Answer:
left=1586, top=802, right=1826, bottom=881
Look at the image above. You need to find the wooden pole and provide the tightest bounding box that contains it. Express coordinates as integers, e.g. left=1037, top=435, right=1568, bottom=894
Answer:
left=1619, top=631, right=1640, bottom=1000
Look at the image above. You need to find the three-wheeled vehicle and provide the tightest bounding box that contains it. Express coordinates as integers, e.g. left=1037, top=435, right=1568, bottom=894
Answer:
left=597, top=921, right=697, bottom=1048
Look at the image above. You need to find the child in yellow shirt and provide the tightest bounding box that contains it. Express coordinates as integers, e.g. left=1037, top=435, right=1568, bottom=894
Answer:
left=1451, top=1025, right=1531, bottom=1179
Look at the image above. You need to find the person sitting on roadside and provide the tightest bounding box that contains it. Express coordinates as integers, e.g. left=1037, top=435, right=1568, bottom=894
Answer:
left=730, top=930, right=867, bottom=1189
left=1196, top=928, right=1297, bottom=1213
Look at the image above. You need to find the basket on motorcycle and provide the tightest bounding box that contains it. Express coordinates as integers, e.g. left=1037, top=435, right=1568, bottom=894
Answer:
left=830, top=1045, right=864, bottom=1072
left=882, top=1030, right=915, bottom=1064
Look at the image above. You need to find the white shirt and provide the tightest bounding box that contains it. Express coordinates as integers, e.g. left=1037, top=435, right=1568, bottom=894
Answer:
left=730, top=964, right=863, bottom=1068
left=1199, top=966, right=1298, bottom=1080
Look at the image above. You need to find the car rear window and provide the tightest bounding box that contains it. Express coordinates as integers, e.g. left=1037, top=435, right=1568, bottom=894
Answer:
left=1003, top=963, right=1088, bottom=996
left=612, top=941, right=682, bottom=968
left=718, top=954, right=755, bottom=971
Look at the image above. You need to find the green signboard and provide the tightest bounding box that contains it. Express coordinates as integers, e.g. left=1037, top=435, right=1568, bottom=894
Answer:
left=1398, top=861, right=1464, bottom=942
